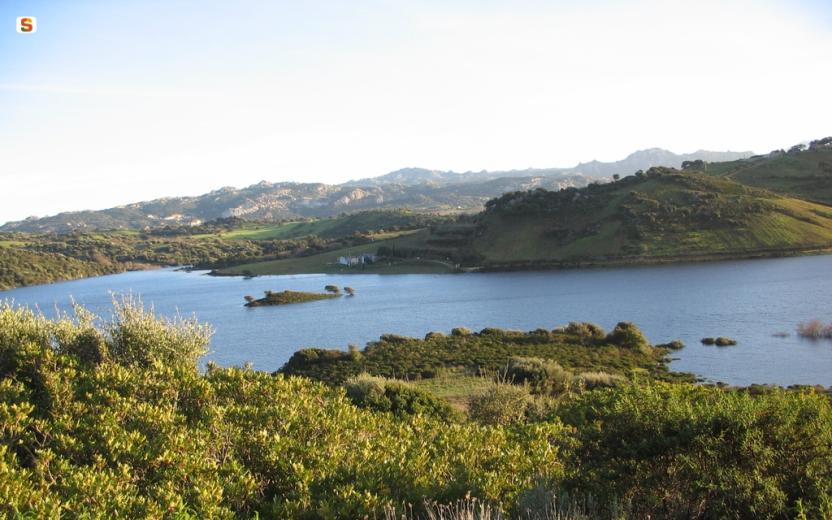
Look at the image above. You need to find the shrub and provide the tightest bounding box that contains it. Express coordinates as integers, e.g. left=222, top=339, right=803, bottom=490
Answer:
left=701, top=337, right=716, bottom=345
left=714, top=337, right=737, bottom=346
left=574, top=371, right=626, bottom=390
left=344, top=373, right=460, bottom=422
left=656, top=340, right=684, bottom=350
left=560, top=322, right=606, bottom=345
left=504, top=357, right=573, bottom=396
left=379, top=333, right=416, bottom=344
left=798, top=320, right=832, bottom=339
left=424, top=331, right=446, bottom=340
left=324, top=284, right=341, bottom=294
left=558, top=382, right=832, bottom=519
left=107, top=297, right=211, bottom=370
left=479, top=327, right=507, bottom=336
left=605, top=322, right=650, bottom=352
left=0, top=302, right=567, bottom=518
left=344, top=286, right=356, bottom=296
left=468, top=382, right=533, bottom=426
left=451, top=327, right=474, bottom=337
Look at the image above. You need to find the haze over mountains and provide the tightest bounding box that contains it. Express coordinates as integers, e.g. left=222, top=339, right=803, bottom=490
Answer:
left=2, top=148, right=752, bottom=232
left=346, top=148, right=753, bottom=187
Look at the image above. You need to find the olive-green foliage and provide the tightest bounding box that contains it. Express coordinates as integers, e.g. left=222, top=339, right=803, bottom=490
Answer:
left=344, top=373, right=461, bottom=422
left=604, top=322, right=650, bottom=352
left=468, top=382, right=534, bottom=427
left=0, top=303, right=566, bottom=518
left=503, top=357, right=573, bottom=396
left=476, top=168, right=832, bottom=266
left=107, top=298, right=211, bottom=370
left=655, top=339, right=685, bottom=350
left=558, top=323, right=606, bottom=346
left=573, top=371, right=626, bottom=390
left=558, top=382, right=832, bottom=519
left=281, top=325, right=678, bottom=386
left=0, top=247, right=118, bottom=290
left=701, top=336, right=737, bottom=346
left=245, top=290, right=339, bottom=307
left=0, top=212, right=412, bottom=289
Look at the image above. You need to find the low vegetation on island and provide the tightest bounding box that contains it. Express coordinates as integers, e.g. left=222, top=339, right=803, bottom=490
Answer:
left=0, top=302, right=831, bottom=518
left=244, top=289, right=341, bottom=307
left=701, top=336, right=739, bottom=346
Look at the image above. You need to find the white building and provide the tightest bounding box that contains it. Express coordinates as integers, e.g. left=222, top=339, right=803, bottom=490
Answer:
left=338, top=253, right=377, bottom=266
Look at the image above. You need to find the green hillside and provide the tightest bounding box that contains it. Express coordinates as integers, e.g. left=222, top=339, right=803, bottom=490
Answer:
left=698, top=141, right=832, bottom=205
left=198, top=210, right=446, bottom=241
left=472, top=168, right=832, bottom=267
left=0, top=246, right=121, bottom=290
left=217, top=167, right=832, bottom=275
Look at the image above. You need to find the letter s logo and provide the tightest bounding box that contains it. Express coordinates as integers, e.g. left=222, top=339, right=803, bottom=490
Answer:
left=17, top=17, right=36, bottom=33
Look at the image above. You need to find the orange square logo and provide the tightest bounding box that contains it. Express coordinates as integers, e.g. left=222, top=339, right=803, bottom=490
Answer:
left=17, top=16, right=36, bottom=33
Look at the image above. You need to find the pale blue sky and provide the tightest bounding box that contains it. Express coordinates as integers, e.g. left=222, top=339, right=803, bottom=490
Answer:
left=1, top=0, right=831, bottom=224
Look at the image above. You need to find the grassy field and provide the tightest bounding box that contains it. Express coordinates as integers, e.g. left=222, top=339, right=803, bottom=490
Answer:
left=701, top=149, right=832, bottom=205
left=408, top=369, right=494, bottom=411
left=194, top=211, right=446, bottom=241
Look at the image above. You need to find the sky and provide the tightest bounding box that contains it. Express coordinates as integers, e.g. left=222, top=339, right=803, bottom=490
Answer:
left=1, top=0, right=831, bottom=224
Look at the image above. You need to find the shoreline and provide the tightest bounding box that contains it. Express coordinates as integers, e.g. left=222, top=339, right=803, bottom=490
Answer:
left=3, top=246, right=831, bottom=291
left=209, top=245, right=832, bottom=278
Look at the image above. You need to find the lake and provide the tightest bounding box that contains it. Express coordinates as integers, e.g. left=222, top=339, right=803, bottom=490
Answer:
left=2, top=255, right=831, bottom=386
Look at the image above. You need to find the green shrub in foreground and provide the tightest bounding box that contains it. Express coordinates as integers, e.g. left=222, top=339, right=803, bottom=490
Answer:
left=558, top=382, right=832, bottom=519
left=0, top=302, right=565, bottom=518
left=344, top=373, right=462, bottom=422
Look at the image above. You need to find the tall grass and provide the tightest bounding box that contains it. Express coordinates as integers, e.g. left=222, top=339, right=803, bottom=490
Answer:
left=798, top=320, right=832, bottom=339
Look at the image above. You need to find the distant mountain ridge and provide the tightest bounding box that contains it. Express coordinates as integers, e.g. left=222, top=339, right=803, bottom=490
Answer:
left=345, top=148, right=753, bottom=186
left=1, top=148, right=753, bottom=233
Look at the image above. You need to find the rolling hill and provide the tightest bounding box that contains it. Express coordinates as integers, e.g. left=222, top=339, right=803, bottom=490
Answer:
left=1, top=148, right=751, bottom=233
left=216, top=167, right=832, bottom=276
left=470, top=167, right=832, bottom=267
left=698, top=138, right=832, bottom=205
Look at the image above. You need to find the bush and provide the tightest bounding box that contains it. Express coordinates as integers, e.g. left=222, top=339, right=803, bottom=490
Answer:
left=605, top=322, right=650, bottom=352
left=468, top=382, right=533, bottom=426
left=573, top=371, right=626, bottom=390
left=344, top=373, right=461, bottom=422
left=451, top=327, right=474, bottom=337
left=0, top=302, right=567, bottom=518
left=798, top=320, right=832, bottom=339
left=656, top=339, right=685, bottom=350
left=504, top=357, right=573, bottom=396
left=701, top=337, right=716, bottom=345
left=560, top=322, right=606, bottom=345
left=558, top=383, right=832, bottom=519
left=107, top=297, right=211, bottom=370
left=714, top=336, right=737, bottom=346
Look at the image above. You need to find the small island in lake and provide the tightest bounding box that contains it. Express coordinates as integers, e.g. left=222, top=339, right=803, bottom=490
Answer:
left=244, top=290, right=339, bottom=307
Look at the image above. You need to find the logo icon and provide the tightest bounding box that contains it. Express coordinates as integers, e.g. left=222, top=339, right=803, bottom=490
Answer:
left=17, top=16, right=36, bottom=33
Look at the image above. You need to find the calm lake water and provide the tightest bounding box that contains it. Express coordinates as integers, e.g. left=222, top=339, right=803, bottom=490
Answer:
left=2, top=255, right=832, bottom=386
